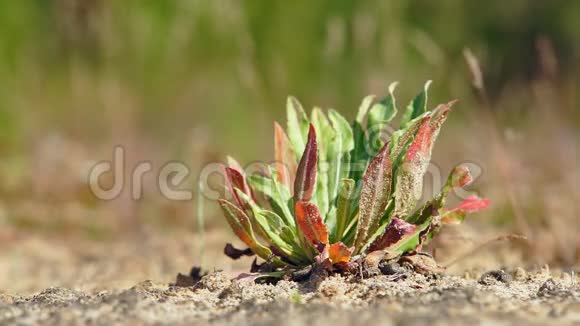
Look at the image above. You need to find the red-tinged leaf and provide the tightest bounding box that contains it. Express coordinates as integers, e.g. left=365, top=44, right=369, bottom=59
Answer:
left=328, top=242, right=353, bottom=264
left=226, top=156, right=244, bottom=173
left=354, top=142, right=392, bottom=251
left=441, top=195, right=490, bottom=224
left=274, top=122, right=297, bottom=191
left=225, top=167, right=245, bottom=190
left=217, top=199, right=271, bottom=259
left=394, top=103, right=453, bottom=217
left=450, top=165, right=473, bottom=189
left=404, top=116, right=433, bottom=162
left=295, top=201, right=329, bottom=248
left=225, top=167, right=253, bottom=210
left=393, top=117, right=431, bottom=217
left=456, top=195, right=490, bottom=212
left=368, top=218, right=418, bottom=252
left=407, top=102, right=453, bottom=162
left=293, top=124, right=318, bottom=202
left=218, top=199, right=255, bottom=245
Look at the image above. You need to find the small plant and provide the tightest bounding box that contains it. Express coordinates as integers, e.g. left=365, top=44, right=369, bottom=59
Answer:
left=218, top=82, right=489, bottom=275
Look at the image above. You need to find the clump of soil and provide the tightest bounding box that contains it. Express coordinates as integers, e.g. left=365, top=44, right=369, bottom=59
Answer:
left=1, top=267, right=578, bottom=325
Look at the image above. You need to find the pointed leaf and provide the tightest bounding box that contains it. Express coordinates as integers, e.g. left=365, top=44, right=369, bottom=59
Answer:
left=354, top=142, right=393, bottom=252
left=311, top=108, right=334, bottom=155
left=226, top=156, right=244, bottom=172
left=328, top=242, right=354, bottom=264
left=311, top=108, right=334, bottom=216
left=217, top=199, right=272, bottom=260
left=333, top=179, right=356, bottom=242
left=350, top=95, right=375, bottom=181
left=455, top=195, right=491, bottom=212
left=394, top=102, right=453, bottom=218
left=294, top=124, right=318, bottom=202
left=367, top=82, right=398, bottom=154
left=368, top=82, right=398, bottom=125
left=274, top=122, right=297, bottom=191
left=356, top=95, right=375, bottom=124
left=230, top=188, right=277, bottom=247
left=225, top=167, right=253, bottom=211
left=295, top=201, right=329, bottom=248
left=400, top=80, right=432, bottom=128
left=441, top=195, right=490, bottom=224
left=328, top=109, right=354, bottom=152
left=328, top=109, right=354, bottom=203
left=286, top=96, right=310, bottom=158
left=389, top=114, right=429, bottom=165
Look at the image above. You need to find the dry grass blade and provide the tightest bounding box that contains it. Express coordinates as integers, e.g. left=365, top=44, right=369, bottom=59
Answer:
left=463, top=48, right=531, bottom=237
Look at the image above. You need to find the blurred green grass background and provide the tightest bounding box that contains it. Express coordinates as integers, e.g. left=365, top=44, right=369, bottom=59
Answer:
left=0, top=1, right=578, bottom=264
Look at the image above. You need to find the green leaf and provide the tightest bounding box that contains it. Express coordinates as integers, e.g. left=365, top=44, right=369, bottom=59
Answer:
left=218, top=199, right=278, bottom=263
left=367, top=82, right=398, bottom=154
left=247, top=173, right=294, bottom=227
left=328, top=109, right=355, bottom=152
left=254, top=210, right=309, bottom=265
left=350, top=95, right=375, bottom=182
left=356, top=95, right=375, bottom=124
left=286, top=96, right=310, bottom=158
left=333, top=179, right=356, bottom=243
left=234, top=188, right=308, bottom=264
left=400, top=80, right=432, bottom=128
left=311, top=108, right=334, bottom=154
left=325, top=206, right=338, bottom=242
left=327, top=109, right=354, bottom=205
left=311, top=108, right=334, bottom=217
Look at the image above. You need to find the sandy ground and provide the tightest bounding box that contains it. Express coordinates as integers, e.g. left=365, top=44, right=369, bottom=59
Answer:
left=0, top=226, right=578, bottom=325
left=1, top=267, right=579, bottom=325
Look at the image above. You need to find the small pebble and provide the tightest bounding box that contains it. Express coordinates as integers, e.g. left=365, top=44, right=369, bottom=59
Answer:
left=378, top=261, right=404, bottom=275
left=479, top=270, right=512, bottom=285
left=537, top=279, right=556, bottom=296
